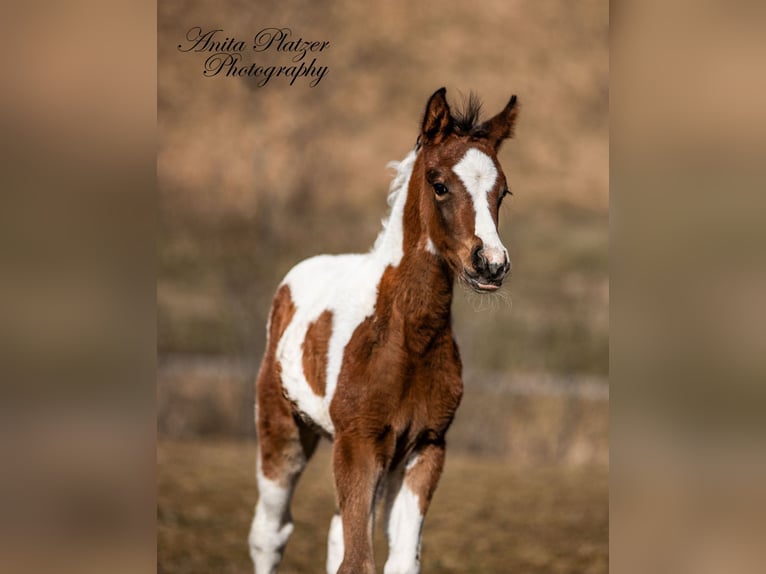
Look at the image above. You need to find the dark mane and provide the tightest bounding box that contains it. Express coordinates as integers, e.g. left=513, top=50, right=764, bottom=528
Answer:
left=452, top=92, right=484, bottom=137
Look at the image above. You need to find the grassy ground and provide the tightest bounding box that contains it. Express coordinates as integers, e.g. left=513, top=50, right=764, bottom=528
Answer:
left=158, top=441, right=608, bottom=573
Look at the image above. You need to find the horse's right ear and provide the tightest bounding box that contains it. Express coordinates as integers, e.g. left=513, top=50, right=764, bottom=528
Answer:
left=479, top=94, right=519, bottom=149
left=421, top=87, right=453, bottom=145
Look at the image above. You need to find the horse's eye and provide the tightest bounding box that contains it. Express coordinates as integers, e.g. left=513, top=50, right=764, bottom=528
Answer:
left=433, top=183, right=448, bottom=197
left=498, top=188, right=512, bottom=206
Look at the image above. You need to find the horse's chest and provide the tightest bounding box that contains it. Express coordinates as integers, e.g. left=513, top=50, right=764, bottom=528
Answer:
left=330, top=330, right=463, bottom=438
left=276, top=254, right=461, bottom=440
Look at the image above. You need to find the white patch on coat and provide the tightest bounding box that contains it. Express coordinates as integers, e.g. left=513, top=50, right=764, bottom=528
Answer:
left=424, top=237, right=439, bottom=256
left=452, top=148, right=508, bottom=265
left=384, top=481, right=423, bottom=574
left=249, top=466, right=294, bottom=574
left=326, top=513, right=344, bottom=574
left=275, top=150, right=417, bottom=436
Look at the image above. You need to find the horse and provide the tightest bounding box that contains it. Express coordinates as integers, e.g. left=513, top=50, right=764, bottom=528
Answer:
left=249, top=87, right=519, bottom=574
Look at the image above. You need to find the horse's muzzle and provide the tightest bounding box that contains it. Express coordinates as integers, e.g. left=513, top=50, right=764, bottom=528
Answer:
left=467, top=246, right=511, bottom=291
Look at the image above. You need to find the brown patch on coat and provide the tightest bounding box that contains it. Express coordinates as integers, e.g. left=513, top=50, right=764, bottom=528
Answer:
left=268, top=284, right=296, bottom=343
left=302, top=309, right=333, bottom=396
left=255, top=285, right=318, bottom=484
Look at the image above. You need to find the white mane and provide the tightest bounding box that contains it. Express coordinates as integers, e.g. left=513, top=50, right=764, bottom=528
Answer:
left=371, top=148, right=418, bottom=259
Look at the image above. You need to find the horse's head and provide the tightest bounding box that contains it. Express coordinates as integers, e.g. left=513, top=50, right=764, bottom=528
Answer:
left=417, top=87, right=519, bottom=293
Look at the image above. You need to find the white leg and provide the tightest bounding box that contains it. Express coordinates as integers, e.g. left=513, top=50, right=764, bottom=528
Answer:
left=383, top=459, right=425, bottom=574
left=326, top=512, right=344, bottom=574
left=249, top=467, right=295, bottom=574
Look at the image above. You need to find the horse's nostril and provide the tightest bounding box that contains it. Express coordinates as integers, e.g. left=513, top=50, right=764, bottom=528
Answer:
left=471, top=245, right=486, bottom=271
left=486, top=258, right=510, bottom=281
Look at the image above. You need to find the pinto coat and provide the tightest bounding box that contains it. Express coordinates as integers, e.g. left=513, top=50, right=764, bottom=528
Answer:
left=249, top=87, right=518, bottom=574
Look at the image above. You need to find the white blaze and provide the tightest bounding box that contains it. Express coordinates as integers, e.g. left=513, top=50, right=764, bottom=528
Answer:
left=452, top=148, right=508, bottom=265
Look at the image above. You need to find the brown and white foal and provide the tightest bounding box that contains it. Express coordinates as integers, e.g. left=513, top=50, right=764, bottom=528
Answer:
left=249, top=87, right=519, bottom=574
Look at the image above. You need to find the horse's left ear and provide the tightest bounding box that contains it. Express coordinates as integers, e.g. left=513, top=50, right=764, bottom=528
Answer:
left=479, top=95, right=519, bottom=149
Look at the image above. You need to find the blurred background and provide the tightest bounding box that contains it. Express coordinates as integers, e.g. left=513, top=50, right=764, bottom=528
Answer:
left=158, top=1, right=608, bottom=573
left=611, top=1, right=766, bottom=573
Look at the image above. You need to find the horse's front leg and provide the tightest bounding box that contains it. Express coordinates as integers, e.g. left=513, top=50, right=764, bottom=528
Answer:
left=383, top=440, right=445, bottom=574
left=331, top=430, right=392, bottom=574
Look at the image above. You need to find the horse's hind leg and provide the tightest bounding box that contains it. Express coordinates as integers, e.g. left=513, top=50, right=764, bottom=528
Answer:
left=249, top=359, right=319, bottom=573
left=250, top=422, right=317, bottom=574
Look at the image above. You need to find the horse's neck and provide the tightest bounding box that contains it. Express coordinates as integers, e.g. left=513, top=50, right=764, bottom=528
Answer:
left=395, top=248, right=454, bottom=330
left=372, top=152, right=454, bottom=335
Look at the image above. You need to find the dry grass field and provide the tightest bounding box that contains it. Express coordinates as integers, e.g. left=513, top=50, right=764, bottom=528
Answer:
left=158, top=441, right=607, bottom=574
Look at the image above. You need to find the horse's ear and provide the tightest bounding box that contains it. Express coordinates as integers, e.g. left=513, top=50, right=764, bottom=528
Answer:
left=421, top=87, right=453, bottom=145
left=480, top=95, right=519, bottom=149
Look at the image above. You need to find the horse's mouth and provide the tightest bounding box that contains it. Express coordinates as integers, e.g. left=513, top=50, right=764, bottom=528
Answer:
left=464, top=274, right=503, bottom=293
left=471, top=281, right=501, bottom=293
